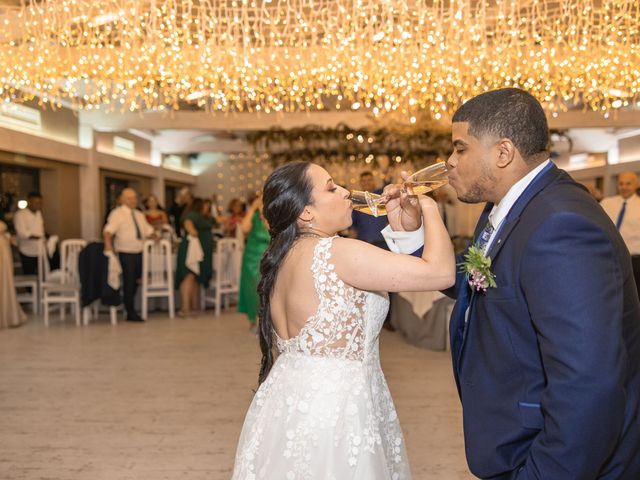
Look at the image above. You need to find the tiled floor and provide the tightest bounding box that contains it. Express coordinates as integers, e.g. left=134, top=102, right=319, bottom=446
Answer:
left=0, top=312, right=473, bottom=480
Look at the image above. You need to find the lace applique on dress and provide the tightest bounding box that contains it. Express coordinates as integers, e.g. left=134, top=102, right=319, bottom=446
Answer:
left=276, top=236, right=367, bottom=360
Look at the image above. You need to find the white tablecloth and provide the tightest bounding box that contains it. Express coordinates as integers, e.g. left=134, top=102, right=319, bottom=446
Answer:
left=398, top=290, right=445, bottom=318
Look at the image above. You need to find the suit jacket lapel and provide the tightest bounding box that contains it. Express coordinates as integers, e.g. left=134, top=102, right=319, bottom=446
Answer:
left=486, top=162, right=560, bottom=262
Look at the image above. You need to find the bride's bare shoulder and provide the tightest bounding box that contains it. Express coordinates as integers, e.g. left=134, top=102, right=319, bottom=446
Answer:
left=331, top=236, right=376, bottom=255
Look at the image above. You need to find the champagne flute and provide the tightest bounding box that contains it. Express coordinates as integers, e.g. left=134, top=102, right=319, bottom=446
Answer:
left=349, top=161, right=449, bottom=217
left=350, top=190, right=387, bottom=217
left=403, top=161, right=449, bottom=195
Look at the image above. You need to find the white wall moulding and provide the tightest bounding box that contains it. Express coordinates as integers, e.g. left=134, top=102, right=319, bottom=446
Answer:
left=112, top=136, right=136, bottom=158
left=0, top=126, right=87, bottom=165
left=0, top=102, right=41, bottom=131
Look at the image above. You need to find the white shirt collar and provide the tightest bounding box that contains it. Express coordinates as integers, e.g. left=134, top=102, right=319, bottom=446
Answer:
left=489, top=159, right=551, bottom=229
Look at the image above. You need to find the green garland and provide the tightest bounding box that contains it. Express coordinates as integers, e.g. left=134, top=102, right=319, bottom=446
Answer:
left=246, top=122, right=452, bottom=167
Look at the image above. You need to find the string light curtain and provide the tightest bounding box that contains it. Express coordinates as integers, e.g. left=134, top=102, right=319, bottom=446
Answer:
left=0, top=0, right=638, bottom=116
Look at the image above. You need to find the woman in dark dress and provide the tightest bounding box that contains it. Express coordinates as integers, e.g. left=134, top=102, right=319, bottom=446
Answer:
left=175, top=198, right=214, bottom=316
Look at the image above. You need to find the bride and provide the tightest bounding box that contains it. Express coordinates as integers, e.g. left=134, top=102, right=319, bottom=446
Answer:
left=232, top=162, right=455, bottom=479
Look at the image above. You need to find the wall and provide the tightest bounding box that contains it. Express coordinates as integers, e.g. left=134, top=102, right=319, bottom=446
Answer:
left=619, top=135, right=640, bottom=164
left=194, top=153, right=272, bottom=207
left=0, top=119, right=196, bottom=240
left=95, top=131, right=152, bottom=164
left=0, top=100, right=80, bottom=147
left=0, top=151, right=81, bottom=240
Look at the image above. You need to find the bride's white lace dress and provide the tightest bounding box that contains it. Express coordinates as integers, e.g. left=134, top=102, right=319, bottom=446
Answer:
left=232, top=237, right=411, bottom=479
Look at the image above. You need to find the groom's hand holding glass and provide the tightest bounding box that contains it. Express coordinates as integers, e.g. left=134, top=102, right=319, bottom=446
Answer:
left=382, top=170, right=424, bottom=232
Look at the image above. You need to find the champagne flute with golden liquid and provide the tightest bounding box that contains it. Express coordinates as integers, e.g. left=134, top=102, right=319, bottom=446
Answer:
left=350, top=161, right=449, bottom=217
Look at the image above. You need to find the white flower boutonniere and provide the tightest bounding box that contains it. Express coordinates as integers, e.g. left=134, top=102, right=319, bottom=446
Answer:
left=459, top=245, right=497, bottom=293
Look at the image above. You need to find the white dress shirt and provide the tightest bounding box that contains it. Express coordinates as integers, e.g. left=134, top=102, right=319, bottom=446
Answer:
left=600, top=194, right=640, bottom=255
left=382, top=160, right=552, bottom=254
left=13, top=208, right=45, bottom=257
left=103, top=205, right=154, bottom=254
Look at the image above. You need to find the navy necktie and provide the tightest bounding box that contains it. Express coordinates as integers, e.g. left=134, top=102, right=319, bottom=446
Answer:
left=131, top=210, right=142, bottom=240
left=475, top=218, right=494, bottom=253
left=616, top=201, right=627, bottom=230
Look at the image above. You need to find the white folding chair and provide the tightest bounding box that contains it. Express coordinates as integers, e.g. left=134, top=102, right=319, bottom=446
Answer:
left=141, top=239, right=175, bottom=320
left=14, top=274, right=38, bottom=314
left=41, top=239, right=86, bottom=327
left=203, top=238, right=242, bottom=316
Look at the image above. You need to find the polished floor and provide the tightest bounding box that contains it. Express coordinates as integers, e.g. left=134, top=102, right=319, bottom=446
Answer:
left=0, top=311, right=473, bottom=480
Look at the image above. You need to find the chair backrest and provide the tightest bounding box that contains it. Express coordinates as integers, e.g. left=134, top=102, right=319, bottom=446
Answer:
left=37, top=239, right=55, bottom=285
left=235, top=226, right=245, bottom=251
left=142, top=239, right=173, bottom=288
left=215, top=238, right=242, bottom=290
left=60, top=239, right=88, bottom=285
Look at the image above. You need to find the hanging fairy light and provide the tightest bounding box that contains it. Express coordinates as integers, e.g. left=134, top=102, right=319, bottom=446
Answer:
left=0, top=0, right=638, bottom=117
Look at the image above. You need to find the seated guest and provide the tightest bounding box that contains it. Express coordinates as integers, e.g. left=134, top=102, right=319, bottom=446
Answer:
left=175, top=198, right=215, bottom=317
left=103, top=188, right=155, bottom=322
left=143, top=194, right=169, bottom=231
left=0, top=220, right=25, bottom=328
left=13, top=191, right=46, bottom=275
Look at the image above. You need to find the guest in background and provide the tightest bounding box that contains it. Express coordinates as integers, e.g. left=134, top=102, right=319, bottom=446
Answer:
left=222, top=198, right=246, bottom=237
left=201, top=198, right=214, bottom=222
left=175, top=197, right=214, bottom=317
left=601, top=171, right=640, bottom=297
left=103, top=188, right=155, bottom=322
left=13, top=191, right=46, bottom=275
left=169, top=187, right=193, bottom=237
left=0, top=192, right=15, bottom=233
left=237, top=194, right=269, bottom=332
left=210, top=194, right=223, bottom=219
left=0, top=220, right=25, bottom=328
left=349, top=171, right=389, bottom=249
left=143, top=194, right=169, bottom=231
left=584, top=183, right=604, bottom=202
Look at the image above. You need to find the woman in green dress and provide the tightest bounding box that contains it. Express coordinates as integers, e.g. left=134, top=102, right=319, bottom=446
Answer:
left=175, top=197, right=214, bottom=316
left=238, top=195, right=270, bottom=330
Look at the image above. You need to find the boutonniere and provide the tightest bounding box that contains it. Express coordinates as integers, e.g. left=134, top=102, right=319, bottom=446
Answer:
left=459, top=245, right=497, bottom=293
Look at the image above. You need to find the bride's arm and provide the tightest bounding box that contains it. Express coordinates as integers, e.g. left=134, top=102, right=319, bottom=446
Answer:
left=331, top=196, right=455, bottom=292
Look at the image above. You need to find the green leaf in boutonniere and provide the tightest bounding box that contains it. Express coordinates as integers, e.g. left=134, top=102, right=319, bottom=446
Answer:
left=458, top=245, right=497, bottom=293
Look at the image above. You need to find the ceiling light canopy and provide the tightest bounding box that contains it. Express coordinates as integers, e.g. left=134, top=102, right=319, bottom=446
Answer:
left=0, top=0, right=638, bottom=117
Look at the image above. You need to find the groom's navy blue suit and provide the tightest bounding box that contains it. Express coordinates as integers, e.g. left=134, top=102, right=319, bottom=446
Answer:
left=417, top=164, right=640, bottom=479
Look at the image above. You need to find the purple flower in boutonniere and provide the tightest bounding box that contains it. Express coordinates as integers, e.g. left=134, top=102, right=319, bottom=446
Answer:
left=459, top=245, right=497, bottom=293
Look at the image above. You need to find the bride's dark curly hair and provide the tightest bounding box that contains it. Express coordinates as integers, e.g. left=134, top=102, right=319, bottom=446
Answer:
left=258, top=161, right=313, bottom=384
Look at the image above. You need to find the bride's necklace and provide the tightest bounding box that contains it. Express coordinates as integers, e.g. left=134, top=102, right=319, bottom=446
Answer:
left=298, top=228, right=331, bottom=239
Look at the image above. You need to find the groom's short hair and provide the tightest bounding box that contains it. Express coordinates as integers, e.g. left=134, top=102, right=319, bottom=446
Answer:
left=452, top=88, right=549, bottom=163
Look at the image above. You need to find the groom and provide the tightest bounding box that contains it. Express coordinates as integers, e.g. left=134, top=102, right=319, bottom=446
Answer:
left=383, top=88, right=640, bottom=479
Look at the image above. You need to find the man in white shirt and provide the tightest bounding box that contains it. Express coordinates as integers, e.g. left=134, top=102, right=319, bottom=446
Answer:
left=13, top=191, right=45, bottom=275
left=103, top=188, right=155, bottom=322
left=600, top=171, right=640, bottom=297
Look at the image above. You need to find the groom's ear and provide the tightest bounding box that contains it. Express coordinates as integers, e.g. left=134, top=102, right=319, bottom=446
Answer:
left=495, top=138, right=516, bottom=168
